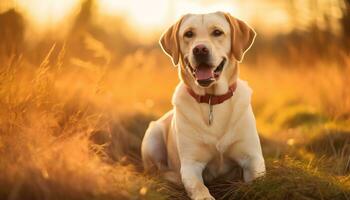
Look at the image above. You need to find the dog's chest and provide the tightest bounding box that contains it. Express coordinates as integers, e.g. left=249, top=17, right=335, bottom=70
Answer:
left=175, top=95, right=237, bottom=153
left=197, top=100, right=234, bottom=139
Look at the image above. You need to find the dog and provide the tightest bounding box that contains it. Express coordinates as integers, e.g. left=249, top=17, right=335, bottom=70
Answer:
left=141, top=12, right=265, bottom=200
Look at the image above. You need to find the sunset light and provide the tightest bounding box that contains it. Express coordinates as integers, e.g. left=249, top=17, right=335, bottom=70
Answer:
left=4, top=0, right=344, bottom=37
left=0, top=0, right=349, bottom=199
left=98, top=0, right=170, bottom=29
left=16, top=0, right=80, bottom=30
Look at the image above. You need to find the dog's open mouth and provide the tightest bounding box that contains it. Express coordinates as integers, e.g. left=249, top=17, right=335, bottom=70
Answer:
left=187, top=58, right=226, bottom=87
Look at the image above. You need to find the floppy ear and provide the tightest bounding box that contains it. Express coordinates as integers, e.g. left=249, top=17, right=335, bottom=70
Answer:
left=224, top=13, right=256, bottom=62
left=159, top=16, right=184, bottom=66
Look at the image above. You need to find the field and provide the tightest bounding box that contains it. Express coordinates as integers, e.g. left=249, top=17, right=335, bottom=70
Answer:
left=1, top=2, right=350, bottom=200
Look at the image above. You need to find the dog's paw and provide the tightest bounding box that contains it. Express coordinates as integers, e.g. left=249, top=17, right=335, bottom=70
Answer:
left=186, top=181, right=215, bottom=200
left=194, top=196, right=215, bottom=200
left=193, top=194, right=215, bottom=200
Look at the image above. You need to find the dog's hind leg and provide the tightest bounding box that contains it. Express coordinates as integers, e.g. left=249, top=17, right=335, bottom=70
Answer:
left=141, top=111, right=173, bottom=172
left=142, top=111, right=182, bottom=184
left=141, top=121, right=167, bottom=171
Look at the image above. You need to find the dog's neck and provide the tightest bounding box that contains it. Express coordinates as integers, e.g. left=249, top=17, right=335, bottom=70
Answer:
left=179, top=60, right=238, bottom=96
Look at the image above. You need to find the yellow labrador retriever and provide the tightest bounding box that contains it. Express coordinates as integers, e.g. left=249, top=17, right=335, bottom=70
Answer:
left=141, top=12, right=265, bottom=200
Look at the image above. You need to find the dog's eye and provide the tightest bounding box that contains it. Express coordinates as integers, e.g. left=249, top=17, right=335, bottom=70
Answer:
left=212, top=29, right=223, bottom=37
left=184, top=30, right=194, bottom=38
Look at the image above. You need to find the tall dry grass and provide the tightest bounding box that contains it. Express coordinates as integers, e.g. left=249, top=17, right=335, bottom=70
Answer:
left=0, top=44, right=169, bottom=200
left=0, top=40, right=349, bottom=199
left=241, top=56, right=350, bottom=133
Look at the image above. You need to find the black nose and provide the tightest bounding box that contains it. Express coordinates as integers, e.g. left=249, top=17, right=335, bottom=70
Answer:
left=193, top=44, right=209, bottom=62
left=193, top=44, right=209, bottom=55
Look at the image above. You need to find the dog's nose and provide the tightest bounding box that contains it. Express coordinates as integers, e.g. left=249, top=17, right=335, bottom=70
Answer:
left=193, top=44, right=209, bottom=57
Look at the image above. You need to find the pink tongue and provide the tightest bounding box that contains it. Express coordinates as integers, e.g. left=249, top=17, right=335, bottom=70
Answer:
left=195, top=67, right=213, bottom=80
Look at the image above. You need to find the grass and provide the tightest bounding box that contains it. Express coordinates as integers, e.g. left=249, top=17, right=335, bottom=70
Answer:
left=1, top=11, right=350, bottom=199
left=0, top=43, right=349, bottom=200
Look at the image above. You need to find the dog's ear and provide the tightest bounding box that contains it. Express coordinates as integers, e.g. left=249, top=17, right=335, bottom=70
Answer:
left=224, top=13, right=256, bottom=62
left=159, top=16, right=184, bottom=66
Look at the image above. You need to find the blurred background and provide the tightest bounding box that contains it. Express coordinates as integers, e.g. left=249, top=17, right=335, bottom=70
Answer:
left=0, top=0, right=349, bottom=200
left=0, top=0, right=349, bottom=112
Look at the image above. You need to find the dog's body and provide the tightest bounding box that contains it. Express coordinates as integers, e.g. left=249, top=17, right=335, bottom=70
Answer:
left=141, top=12, right=265, bottom=200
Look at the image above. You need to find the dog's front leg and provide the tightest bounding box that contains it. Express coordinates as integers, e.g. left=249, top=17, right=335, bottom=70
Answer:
left=240, top=155, right=265, bottom=182
left=229, top=146, right=266, bottom=182
left=181, top=160, right=214, bottom=200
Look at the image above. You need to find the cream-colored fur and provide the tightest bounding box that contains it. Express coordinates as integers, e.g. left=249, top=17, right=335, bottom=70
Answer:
left=141, top=12, right=265, bottom=200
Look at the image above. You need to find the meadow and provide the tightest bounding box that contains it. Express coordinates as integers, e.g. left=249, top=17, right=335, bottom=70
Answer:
left=1, top=2, right=350, bottom=200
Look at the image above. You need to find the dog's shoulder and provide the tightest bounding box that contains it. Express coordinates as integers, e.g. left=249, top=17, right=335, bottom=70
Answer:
left=235, top=79, right=253, bottom=95
left=231, top=79, right=253, bottom=107
left=171, top=82, right=192, bottom=108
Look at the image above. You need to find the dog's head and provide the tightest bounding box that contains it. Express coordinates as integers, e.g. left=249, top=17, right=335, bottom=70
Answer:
left=160, top=12, right=255, bottom=88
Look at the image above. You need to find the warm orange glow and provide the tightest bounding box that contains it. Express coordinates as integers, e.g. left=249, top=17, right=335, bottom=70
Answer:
left=16, top=0, right=80, bottom=31
left=8, top=0, right=345, bottom=37
left=98, top=0, right=170, bottom=30
left=96, top=0, right=245, bottom=33
left=0, top=0, right=349, bottom=199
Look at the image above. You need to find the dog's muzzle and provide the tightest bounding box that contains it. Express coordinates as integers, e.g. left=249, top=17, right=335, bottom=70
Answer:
left=186, top=58, right=226, bottom=87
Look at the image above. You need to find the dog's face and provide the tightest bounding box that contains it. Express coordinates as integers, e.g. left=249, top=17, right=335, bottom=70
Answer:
left=160, top=12, right=256, bottom=88
left=179, top=13, right=231, bottom=87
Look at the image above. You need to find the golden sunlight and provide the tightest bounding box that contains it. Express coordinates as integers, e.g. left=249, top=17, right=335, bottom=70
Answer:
left=98, top=0, right=241, bottom=30
left=98, top=0, right=170, bottom=29
left=6, top=0, right=344, bottom=37
left=0, top=0, right=349, bottom=199
left=16, top=0, right=80, bottom=30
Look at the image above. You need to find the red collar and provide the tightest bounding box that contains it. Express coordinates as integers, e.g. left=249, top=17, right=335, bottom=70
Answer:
left=186, top=82, right=237, bottom=105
